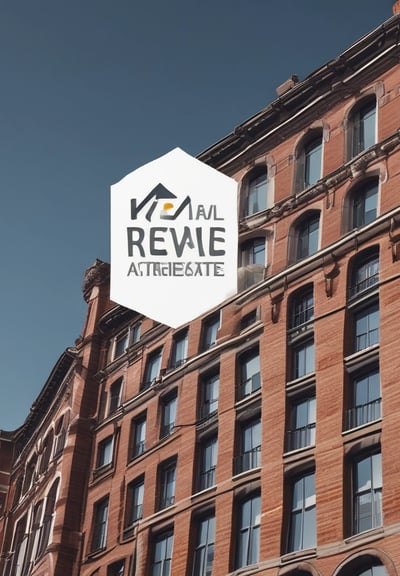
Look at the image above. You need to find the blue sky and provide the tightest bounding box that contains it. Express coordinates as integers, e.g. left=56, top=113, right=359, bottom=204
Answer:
left=0, top=0, right=393, bottom=430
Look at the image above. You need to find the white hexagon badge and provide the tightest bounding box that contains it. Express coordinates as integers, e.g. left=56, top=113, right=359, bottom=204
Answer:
left=110, top=148, right=238, bottom=328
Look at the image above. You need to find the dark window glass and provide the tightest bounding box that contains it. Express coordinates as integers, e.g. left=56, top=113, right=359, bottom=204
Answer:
left=296, top=215, right=319, bottom=261
left=354, top=303, right=379, bottom=352
left=91, top=497, right=109, bottom=552
left=193, top=515, right=215, bottom=576
left=151, top=532, right=173, bottom=576
left=200, top=373, right=219, bottom=419
left=353, top=452, right=382, bottom=534
left=350, top=253, right=379, bottom=297
left=352, top=99, right=376, bottom=157
left=159, top=461, right=176, bottom=510
left=236, top=494, right=261, bottom=568
left=199, top=437, right=217, bottom=491
left=287, top=397, right=316, bottom=451
left=109, top=378, right=123, bottom=414
left=125, top=478, right=144, bottom=528
left=352, top=180, right=378, bottom=229
left=347, top=369, right=381, bottom=429
left=288, top=472, right=316, bottom=552
left=304, top=137, right=322, bottom=188
left=131, top=416, right=146, bottom=458
left=246, top=171, right=268, bottom=216
left=160, top=395, right=177, bottom=439
left=291, top=289, right=314, bottom=328
left=236, top=419, right=261, bottom=473
left=201, top=314, right=220, bottom=351
left=170, top=330, right=188, bottom=368
left=239, top=348, right=261, bottom=398
left=143, top=349, right=162, bottom=388
left=293, top=339, right=315, bottom=379
left=97, top=436, right=113, bottom=469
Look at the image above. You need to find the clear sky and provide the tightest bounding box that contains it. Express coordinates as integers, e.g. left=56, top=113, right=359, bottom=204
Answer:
left=0, top=0, right=394, bottom=431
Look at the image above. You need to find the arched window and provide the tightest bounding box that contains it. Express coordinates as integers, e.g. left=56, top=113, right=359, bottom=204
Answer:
left=348, top=96, right=377, bottom=159
left=242, top=166, right=272, bottom=217
left=289, top=211, right=320, bottom=264
left=294, top=131, right=323, bottom=193
left=37, top=478, right=60, bottom=557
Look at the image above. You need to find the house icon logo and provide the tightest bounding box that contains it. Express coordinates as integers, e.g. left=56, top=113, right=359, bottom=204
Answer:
left=110, top=148, right=238, bottom=328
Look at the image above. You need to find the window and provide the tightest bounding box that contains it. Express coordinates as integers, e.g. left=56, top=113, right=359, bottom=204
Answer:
left=357, top=566, right=388, bottom=576
left=347, top=369, right=381, bottom=430
left=9, top=515, right=27, bottom=576
left=200, top=371, right=219, bottom=419
left=201, top=313, right=220, bottom=351
left=287, top=396, right=316, bottom=451
left=350, top=251, right=379, bottom=298
left=354, top=303, right=379, bottom=352
left=352, top=451, right=382, bottom=534
left=114, top=331, right=129, bottom=360
left=352, top=179, right=378, bottom=229
left=288, top=471, right=316, bottom=552
left=53, top=412, right=68, bottom=457
left=107, top=560, right=125, bottom=576
left=159, top=459, right=177, bottom=510
left=143, top=348, right=162, bottom=388
left=192, top=515, right=215, bottom=576
left=349, top=97, right=376, bottom=158
left=170, top=329, right=188, bottom=368
left=160, top=393, right=177, bottom=439
left=130, top=415, right=146, bottom=459
left=198, top=436, right=218, bottom=491
left=236, top=419, right=261, bottom=474
left=240, top=309, right=258, bottom=331
left=244, top=167, right=271, bottom=217
left=111, top=322, right=141, bottom=361
left=109, top=378, right=123, bottom=415
left=125, top=477, right=144, bottom=531
left=239, top=238, right=266, bottom=290
left=295, top=133, right=323, bottom=192
left=239, top=347, right=261, bottom=399
left=151, top=531, right=173, bottom=576
left=39, top=431, right=54, bottom=474
left=96, top=436, right=114, bottom=470
left=296, top=214, right=320, bottom=261
left=236, top=494, right=261, bottom=568
left=290, top=288, right=314, bottom=329
left=293, top=338, right=315, bottom=380
left=91, top=497, right=109, bottom=552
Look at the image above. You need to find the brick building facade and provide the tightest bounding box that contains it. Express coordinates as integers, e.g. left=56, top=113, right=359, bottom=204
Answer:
left=1, top=5, right=400, bottom=576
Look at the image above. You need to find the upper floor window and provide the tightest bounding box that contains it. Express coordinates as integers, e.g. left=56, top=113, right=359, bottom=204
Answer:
left=151, top=531, right=173, bottom=576
left=192, top=514, right=215, bottom=576
left=349, top=249, right=379, bottom=299
left=352, top=451, right=382, bottom=535
left=160, top=393, right=177, bottom=439
left=96, top=436, right=114, bottom=470
left=290, top=287, right=314, bottom=329
left=354, top=302, right=379, bottom=352
left=170, top=329, right=188, bottom=368
left=244, top=167, right=271, bottom=218
left=201, top=313, right=220, bottom=351
left=37, top=478, right=59, bottom=558
left=107, top=560, right=125, bottom=576
left=125, top=476, right=144, bottom=532
left=238, top=347, right=261, bottom=399
left=110, top=322, right=142, bottom=362
left=292, top=338, right=315, bottom=380
left=347, top=368, right=381, bottom=430
left=130, top=414, right=146, bottom=459
left=352, top=179, right=378, bottom=230
left=198, top=436, right=218, bottom=491
left=91, top=496, right=109, bottom=552
left=236, top=418, right=261, bottom=474
left=236, top=493, right=261, bottom=569
left=39, top=431, right=54, bottom=474
left=239, top=238, right=266, bottom=290
left=295, top=132, right=323, bottom=193
left=287, top=395, right=316, bottom=452
left=53, top=412, right=69, bottom=457
left=158, top=459, right=177, bottom=510
left=296, top=214, right=320, bottom=261
left=199, top=371, right=219, bottom=419
left=349, top=96, right=376, bottom=159
left=109, top=377, right=123, bottom=415
left=142, top=348, right=162, bottom=389
left=288, top=471, right=316, bottom=552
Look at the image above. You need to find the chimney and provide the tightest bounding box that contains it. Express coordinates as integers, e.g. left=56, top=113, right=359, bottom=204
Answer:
left=276, top=75, right=298, bottom=97
left=393, top=1, right=400, bottom=14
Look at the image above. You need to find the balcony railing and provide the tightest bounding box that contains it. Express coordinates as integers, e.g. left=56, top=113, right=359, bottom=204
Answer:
left=349, top=272, right=379, bottom=298
left=286, top=423, right=316, bottom=452
left=235, top=446, right=261, bottom=474
left=346, top=398, right=381, bottom=430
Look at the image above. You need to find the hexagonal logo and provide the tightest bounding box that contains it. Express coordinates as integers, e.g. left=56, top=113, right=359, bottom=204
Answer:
left=110, top=148, right=238, bottom=328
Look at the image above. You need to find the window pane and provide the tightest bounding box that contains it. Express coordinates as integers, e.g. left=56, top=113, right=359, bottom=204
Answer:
left=247, top=172, right=268, bottom=216
left=304, top=138, right=322, bottom=187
